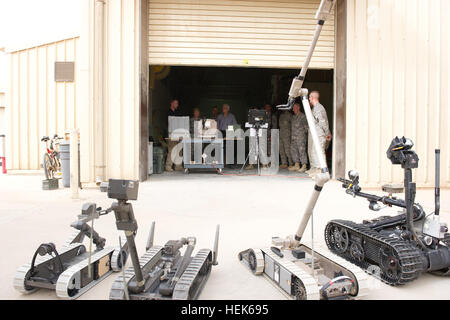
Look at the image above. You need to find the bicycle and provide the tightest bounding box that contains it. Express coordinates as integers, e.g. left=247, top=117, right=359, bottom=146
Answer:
left=41, top=134, right=63, bottom=179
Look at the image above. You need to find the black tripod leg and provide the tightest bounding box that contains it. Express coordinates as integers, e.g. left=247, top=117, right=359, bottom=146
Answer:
left=240, top=138, right=255, bottom=173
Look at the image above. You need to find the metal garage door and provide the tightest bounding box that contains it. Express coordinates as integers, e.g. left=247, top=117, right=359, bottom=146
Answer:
left=148, top=0, right=335, bottom=68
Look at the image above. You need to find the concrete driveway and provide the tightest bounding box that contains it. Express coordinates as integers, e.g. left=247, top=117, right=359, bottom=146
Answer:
left=1, top=171, right=449, bottom=300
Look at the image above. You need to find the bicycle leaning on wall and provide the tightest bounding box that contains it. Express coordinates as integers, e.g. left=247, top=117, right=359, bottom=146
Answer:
left=41, top=134, right=63, bottom=179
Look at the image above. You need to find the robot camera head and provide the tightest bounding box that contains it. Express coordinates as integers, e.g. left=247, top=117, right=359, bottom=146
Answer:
left=386, top=137, right=419, bottom=169
left=107, top=179, right=139, bottom=201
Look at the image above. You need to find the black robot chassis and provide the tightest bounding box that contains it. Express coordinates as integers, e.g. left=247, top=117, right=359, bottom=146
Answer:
left=325, top=137, right=450, bottom=286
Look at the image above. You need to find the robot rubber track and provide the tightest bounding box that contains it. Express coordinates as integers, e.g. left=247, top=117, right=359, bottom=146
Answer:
left=239, top=245, right=370, bottom=300
left=14, top=222, right=127, bottom=300
left=325, top=138, right=450, bottom=286
left=109, top=246, right=213, bottom=300
left=325, top=220, right=425, bottom=285
left=105, top=180, right=219, bottom=300
left=14, top=239, right=126, bottom=299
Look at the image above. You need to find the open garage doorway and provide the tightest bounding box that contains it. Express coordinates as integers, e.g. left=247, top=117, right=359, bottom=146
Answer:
left=148, top=66, right=334, bottom=173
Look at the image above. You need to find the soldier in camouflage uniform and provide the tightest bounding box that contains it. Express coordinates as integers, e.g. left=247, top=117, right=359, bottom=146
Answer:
left=278, top=110, right=293, bottom=169
left=289, top=103, right=309, bottom=173
left=306, top=91, right=332, bottom=177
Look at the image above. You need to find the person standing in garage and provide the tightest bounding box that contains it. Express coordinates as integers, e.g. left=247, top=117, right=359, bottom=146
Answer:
left=212, top=106, right=219, bottom=120
left=217, top=104, right=237, bottom=135
left=165, top=98, right=183, bottom=172
left=306, top=91, right=332, bottom=177
left=190, top=108, right=201, bottom=136
left=279, top=109, right=293, bottom=169
left=217, top=104, right=237, bottom=166
left=289, top=103, right=309, bottom=173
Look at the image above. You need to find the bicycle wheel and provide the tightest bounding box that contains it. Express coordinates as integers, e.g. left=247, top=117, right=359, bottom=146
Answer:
left=43, top=153, right=54, bottom=180
left=54, top=156, right=62, bottom=178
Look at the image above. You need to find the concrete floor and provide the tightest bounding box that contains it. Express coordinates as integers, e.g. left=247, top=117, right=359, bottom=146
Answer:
left=1, top=170, right=450, bottom=300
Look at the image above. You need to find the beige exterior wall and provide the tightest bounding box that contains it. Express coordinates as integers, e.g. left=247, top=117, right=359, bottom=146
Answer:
left=0, top=93, right=5, bottom=135
left=5, top=37, right=79, bottom=170
left=1, top=50, right=7, bottom=136
left=6, top=0, right=449, bottom=188
left=148, top=0, right=335, bottom=69
left=78, top=0, right=142, bottom=183
left=345, top=0, right=450, bottom=188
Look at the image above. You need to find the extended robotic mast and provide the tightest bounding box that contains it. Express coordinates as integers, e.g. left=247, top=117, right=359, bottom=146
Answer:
left=239, top=0, right=369, bottom=300
left=277, top=0, right=335, bottom=110
left=276, top=0, right=334, bottom=244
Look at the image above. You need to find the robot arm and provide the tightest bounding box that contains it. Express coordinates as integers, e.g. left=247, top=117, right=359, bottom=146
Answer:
left=70, top=203, right=106, bottom=249
left=276, top=0, right=336, bottom=111
left=277, top=0, right=336, bottom=243
left=338, top=172, right=406, bottom=210
left=276, top=0, right=336, bottom=173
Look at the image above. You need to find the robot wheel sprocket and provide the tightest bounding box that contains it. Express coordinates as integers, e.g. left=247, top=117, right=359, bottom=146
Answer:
left=325, top=220, right=425, bottom=286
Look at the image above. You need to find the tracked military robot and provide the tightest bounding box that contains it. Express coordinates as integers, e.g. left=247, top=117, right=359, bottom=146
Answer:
left=239, top=0, right=368, bottom=300
left=326, top=137, right=450, bottom=285
left=14, top=203, right=128, bottom=299
left=101, top=179, right=219, bottom=300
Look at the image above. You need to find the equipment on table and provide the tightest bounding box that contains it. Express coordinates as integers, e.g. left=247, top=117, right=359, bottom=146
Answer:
left=14, top=203, right=128, bottom=299
left=239, top=0, right=369, bottom=300
left=101, top=179, right=219, bottom=300
left=325, top=137, right=450, bottom=285
left=168, top=116, right=190, bottom=140
left=194, top=119, right=219, bottom=139
left=185, top=119, right=222, bottom=173
left=183, top=138, right=224, bottom=174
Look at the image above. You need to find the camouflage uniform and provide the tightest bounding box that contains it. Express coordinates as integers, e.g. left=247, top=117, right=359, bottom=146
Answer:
left=308, top=102, right=330, bottom=169
left=291, top=112, right=309, bottom=166
left=278, top=111, right=293, bottom=166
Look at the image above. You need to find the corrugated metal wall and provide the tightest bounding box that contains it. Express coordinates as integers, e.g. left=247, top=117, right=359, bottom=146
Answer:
left=0, top=93, right=5, bottom=135
left=148, top=0, right=335, bottom=68
left=78, top=0, right=141, bottom=183
left=6, top=38, right=79, bottom=170
left=346, top=0, right=450, bottom=188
